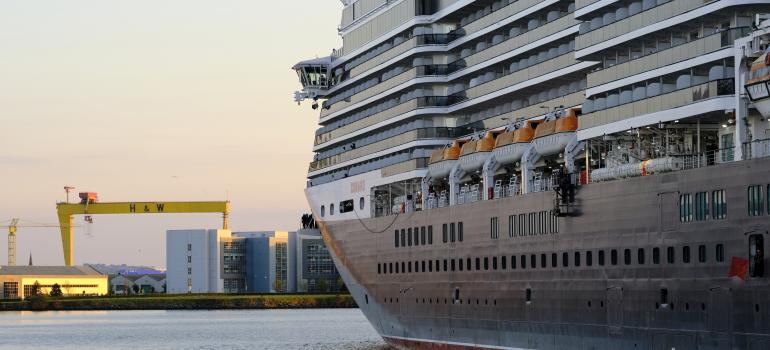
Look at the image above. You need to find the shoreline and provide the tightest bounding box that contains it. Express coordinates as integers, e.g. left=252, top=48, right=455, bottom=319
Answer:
left=0, top=293, right=357, bottom=312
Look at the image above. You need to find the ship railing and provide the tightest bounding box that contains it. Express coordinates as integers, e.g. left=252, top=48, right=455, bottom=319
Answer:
left=529, top=175, right=555, bottom=193
left=743, top=138, right=770, bottom=160
left=676, top=147, right=736, bottom=170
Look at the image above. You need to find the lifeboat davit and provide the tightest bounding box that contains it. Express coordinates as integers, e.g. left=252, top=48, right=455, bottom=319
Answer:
left=493, top=119, right=541, bottom=164
left=459, top=132, right=496, bottom=172
left=532, top=108, right=579, bottom=156
left=428, top=141, right=463, bottom=178
left=745, top=51, right=770, bottom=118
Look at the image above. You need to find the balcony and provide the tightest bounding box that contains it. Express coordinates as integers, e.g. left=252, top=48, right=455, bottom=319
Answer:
left=458, top=0, right=567, bottom=38
left=347, top=34, right=461, bottom=79
left=576, top=0, right=718, bottom=52
left=308, top=128, right=454, bottom=172
left=579, top=78, right=735, bottom=130
left=587, top=27, right=748, bottom=88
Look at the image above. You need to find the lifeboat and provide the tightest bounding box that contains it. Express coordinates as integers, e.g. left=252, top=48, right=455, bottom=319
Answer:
left=428, top=141, right=463, bottom=178
left=459, top=132, right=496, bottom=172
left=745, top=50, right=770, bottom=118
left=532, top=108, right=579, bottom=156
left=493, top=119, right=541, bottom=164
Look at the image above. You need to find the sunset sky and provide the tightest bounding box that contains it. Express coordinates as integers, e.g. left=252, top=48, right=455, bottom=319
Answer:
left=0, top=1, right=342, bottom=268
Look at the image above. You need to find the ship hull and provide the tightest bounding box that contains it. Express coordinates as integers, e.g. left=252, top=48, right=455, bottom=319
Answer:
left=307, top=157, right=770, bottom=350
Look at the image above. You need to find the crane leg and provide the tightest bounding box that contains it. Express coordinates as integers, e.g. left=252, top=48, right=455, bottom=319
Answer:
left=58, top=213, right=74, bottom=266
left=8, top=232, right=15, bottom=266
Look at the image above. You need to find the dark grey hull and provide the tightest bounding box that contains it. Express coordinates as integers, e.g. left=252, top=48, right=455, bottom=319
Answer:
left=312, top=157, right=770, bottom=349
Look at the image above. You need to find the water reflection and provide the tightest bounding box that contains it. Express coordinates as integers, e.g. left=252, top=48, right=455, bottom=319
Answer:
left=0, top=309, right=389, bottom=350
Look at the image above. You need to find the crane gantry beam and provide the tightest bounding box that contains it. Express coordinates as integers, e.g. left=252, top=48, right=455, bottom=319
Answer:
left=56, top=200, right=230, bottom=266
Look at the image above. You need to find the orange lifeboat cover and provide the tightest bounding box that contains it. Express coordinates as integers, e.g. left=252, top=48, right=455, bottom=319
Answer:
left=476, top=132, right=495, bottom=152
left=461, top=140, right=478, bottom=156
left=429, top=148, right=445, bottom=164
left=512, top=120, right=540, bottom=143
left=444, top=141, right=462, bottom=160
left=555, top=108, right=579, bottom=133
left=494, top=130, right=514, bottom=148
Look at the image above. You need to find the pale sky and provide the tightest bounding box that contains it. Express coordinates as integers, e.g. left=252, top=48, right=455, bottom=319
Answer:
left=0, top=1, right=341, bottom=268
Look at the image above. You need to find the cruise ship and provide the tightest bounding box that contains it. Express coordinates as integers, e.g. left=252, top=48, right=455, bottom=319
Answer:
left=292, top=0, right=770, bottom=348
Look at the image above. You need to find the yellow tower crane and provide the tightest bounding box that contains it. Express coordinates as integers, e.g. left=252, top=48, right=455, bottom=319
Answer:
left=55, top=192, right=230, bottom=266
left=0, top=219, right=74, bottom=266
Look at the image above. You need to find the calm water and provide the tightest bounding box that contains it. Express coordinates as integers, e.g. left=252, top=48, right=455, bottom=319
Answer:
left=0, top=308, right=390, bottom=350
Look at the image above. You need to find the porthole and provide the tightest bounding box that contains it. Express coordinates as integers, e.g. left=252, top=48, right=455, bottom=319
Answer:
left=330, top=203, right=335, bottom=215
left=701, top=303, right=706, bottom=311
left=359, top=197, right=365, bottom=210
left=756, top=304, right=760, bottom=313
left=320, top=205, right=325, bottom=217
left=587, top=301, right=592, bottom=308
left=600, top=301, right=604, bottom=308
left=685, top=303, right=689, bottom=311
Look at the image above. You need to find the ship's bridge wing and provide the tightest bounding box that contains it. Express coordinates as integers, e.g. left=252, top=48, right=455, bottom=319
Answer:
left=292, top=56, right=332, bottom=104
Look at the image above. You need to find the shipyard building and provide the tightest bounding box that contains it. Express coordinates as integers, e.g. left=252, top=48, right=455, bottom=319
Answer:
left=0, top=266, right=108, bottom=299
left=166, top=228, right=340, bottom=293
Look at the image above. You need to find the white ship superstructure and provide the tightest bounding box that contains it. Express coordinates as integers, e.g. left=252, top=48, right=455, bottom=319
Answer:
left=294, top=1, right=770, bottom=349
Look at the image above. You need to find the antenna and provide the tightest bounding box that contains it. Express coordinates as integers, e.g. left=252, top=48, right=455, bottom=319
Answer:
left=64, top=186, right=75, bottom=203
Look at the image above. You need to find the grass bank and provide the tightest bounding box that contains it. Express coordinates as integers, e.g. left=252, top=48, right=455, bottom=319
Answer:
left=0, top=293, right=357, bottom=311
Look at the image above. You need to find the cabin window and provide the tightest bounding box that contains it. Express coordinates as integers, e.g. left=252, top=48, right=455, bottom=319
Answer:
left=359, top=197, right=365, bottom=210
left=711, top=189, right=726, bottom=219
left=521, top=255, right=527, bottom=269
left=396, top=263, right=400, bottom=274
left=574, top=252, right=581, bottom=267
left=493, top=257, right=498, bottom=270
left=667, top=247, right=675, bottom=264
left=683, top=246, right=691, bottom=263
left=408, top=261, right=412, bottom=273
left=490, top=217, right=499, bottom=239
left=476, top=257, right=481, bottom=270
left=428, top=260, right=433, bottom=272
left=321, top=205, right=325, bottom=217
left=442, top=224, right=448, bottom=243
left=450, top=223, right=456, bottom=242
left=428, top=226, right=433, bottom=244
left=562, top=252, right=569, bottom=267
left=401, top=229, right=406, bottom=247
left=638, top=248, right=645, bottom=265
left=551, top=253, right=557, bottom=267
left=528, top=213, right=536, bottom=235
left=660, top=288, right=669, bottom=305
left=530, top=255, right=536, bottom=269
left=598, top=250, right=605, bottom=266
left=624, top=249, right=631, bottom=265
left=550, top=210, right=559, bottom=233
left=413, top=227, right=419, bottom=246
left=458, top=258, right=463, bottom=271
left=518, top=214, right=525, bottom=236
left=401, top=262, right=405, bottom=273
left=749, top=234, right=764, bottom=278
left=484, top=257, right=490, bottom=270
left=653, top=247, right=660, bottom=264
left=458, top=222, right=464, bottom=242
left=694, top=192, right=708, bottom=221
left=407, top=228, right=413, bottom=247
left=443, top=259, right=448, bottom=271
left=509, top=215, right=516, bottom=237
left=330, top=203, right=335, bottom=215
left=502, top=256, right=507, bottom=269
left=540, top=254, right=546, bottom=268
left=422, top=260, right=426, bottom=272
left=679, top=194, right=692, bottom=222
left=511, top=255, right=517, bottom=269
left=698, top=245, right=706, bottom=263
left=525, top=288, right=532, bottom=303
left=716, top=244, right=725, bottom=262
left=451, top=259, right=456, bottom=271
left=748, top=185, right=764, bottom=216
left=466, top=258, right=471, bottom=270
left=611, top=250, right=618, bottom=265
left=377, top=263, right=381, bottom=274
left=420, top=227, right=426, bottom=245
left=395, top=230, right=399, bottom=247
left=339, top=199, right=354, bottom=213
left=586, top=251, right=593, bottom=266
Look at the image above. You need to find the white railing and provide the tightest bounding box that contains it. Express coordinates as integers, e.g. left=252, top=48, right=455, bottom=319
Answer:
left=744, top=139, right=770, bottom=160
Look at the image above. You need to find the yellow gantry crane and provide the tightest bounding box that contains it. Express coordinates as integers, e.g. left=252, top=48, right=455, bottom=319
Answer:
left=0, top=218, right=72, bottom=266
left=56, top=191, right=230, bottom=266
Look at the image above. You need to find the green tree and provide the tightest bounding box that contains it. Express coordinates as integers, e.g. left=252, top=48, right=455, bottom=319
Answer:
left=49, top=283, right=63, bottom=297
left=30, top=281, right=41, bottom=297
left=316, top=279, right=329, bottom=293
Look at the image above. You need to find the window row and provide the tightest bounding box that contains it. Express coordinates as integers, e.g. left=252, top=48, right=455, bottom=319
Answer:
left=747, top=184, right=770, bottom=217
left=679, top=189, right=726, bottom=222
left=320, top=197, right=366, bottom=217
left=508, top=210, right=559, bottom=237
left=376, top=244, right=726, bottom=275
left=394, top=226, right=434, bottom=248
left=442, top=222, right=464, bottom=243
